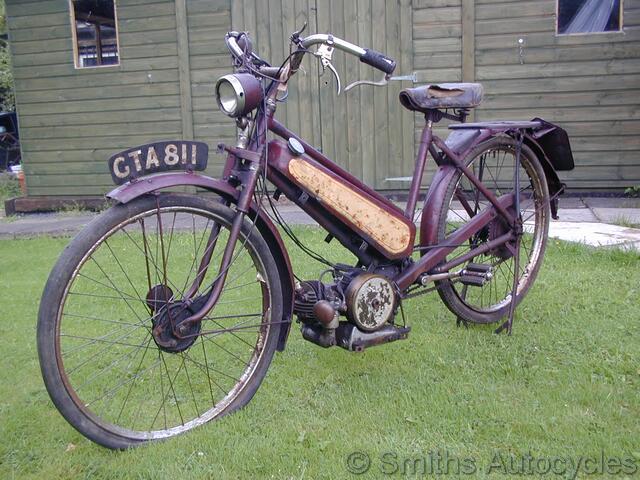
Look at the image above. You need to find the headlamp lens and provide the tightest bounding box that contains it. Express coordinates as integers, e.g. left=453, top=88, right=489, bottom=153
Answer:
left=217, top=80, right=238, bottom=116
left=215, top=74, right=263, bottom=118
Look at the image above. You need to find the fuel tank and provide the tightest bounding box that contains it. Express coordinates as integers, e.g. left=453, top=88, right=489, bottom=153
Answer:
left=267, top=139, right=415, bottom=259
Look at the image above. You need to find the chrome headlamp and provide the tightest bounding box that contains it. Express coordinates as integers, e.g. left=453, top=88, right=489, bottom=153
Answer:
left=215, top=73, right=263, bottom=118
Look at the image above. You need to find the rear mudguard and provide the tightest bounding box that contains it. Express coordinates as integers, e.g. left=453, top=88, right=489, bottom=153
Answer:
left=106, top=172, right=295, bottom=352
left=420, top=165, right=457, bottom=247
left=421, top=119, right=575, bottom=246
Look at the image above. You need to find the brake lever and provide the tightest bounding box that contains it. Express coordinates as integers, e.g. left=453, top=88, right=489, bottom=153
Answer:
left=344, top=72, right=417, bottom=93
left=315, top=43, right=341, bottom=95
left=290, top=21, right=308, bottom=44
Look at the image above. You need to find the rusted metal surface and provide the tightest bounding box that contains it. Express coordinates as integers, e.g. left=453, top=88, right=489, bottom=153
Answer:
left=313, top=300, right=338, bottom=328
left=268, top=166, right=376, bottom=265
left=288, top=158, right=413, bottom=256
left=106, top=171, right=236, bottom=204
left=267, top=139, right=414, bottom=261
left=300, top=322, right=410, bottom=352
left=268, top=119, right=396, bottom=209
left=345, top=274, right=396, bottom=331
left=404, top=123, right=433, bottom=219
left=335, top=323, right=410, bottom=352
left=397, top=192, right=516, bottom=290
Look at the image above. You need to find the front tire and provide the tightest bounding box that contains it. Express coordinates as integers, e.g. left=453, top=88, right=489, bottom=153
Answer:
left=37, top=194, right=283, bottom=449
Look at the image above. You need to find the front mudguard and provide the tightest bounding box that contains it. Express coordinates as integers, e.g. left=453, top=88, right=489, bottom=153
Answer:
left=106, top=172, right=295, bottom=352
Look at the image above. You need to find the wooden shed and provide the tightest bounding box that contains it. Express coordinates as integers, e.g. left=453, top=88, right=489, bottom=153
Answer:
left=4, top=0, right=640, bottom=204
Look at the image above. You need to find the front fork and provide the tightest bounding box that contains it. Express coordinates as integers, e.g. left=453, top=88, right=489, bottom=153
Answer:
left=173, top=149, right=263, bottom=338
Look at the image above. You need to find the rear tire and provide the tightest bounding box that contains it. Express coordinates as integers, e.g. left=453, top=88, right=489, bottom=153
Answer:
left=434, top=136, right=550, bottom=324
left=38, top=194, right=283, bottom=449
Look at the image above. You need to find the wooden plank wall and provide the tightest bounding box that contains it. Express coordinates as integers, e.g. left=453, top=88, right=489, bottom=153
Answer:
left=6, top=0, right=184, bottom=195
left=230, top=0, right=323, bottom=153
left=474, top=0, right=640, bottom=189
left=412, top=0, right=463, bottom=183
left=7, top=0, right=638, bottom=195
left=186, top=0, right=235, bottom=178
left=316, top=0, right=415, bottom=190
left=232, top=0, right=415, bottom=190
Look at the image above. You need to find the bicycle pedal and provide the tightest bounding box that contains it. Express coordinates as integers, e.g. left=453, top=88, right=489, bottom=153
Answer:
left=459, top=263, right=493, bottom=286
left=459, top=275, right=486, bottom=287
left=465, top=263, right=492, bottom=273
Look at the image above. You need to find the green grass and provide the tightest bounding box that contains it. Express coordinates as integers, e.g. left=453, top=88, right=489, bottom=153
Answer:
left=612, top=215, right=640, bottom=230
left=625, top=186, right=640, bottom=198
left=0, top=228, right=638, bottom=479
left=0, top=172, right=21, bottom=205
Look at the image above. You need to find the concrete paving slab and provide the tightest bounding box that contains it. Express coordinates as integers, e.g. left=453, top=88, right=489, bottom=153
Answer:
left=583, top=197, right=640, bottom=209
left=547, top=221, right=640, bottom=250
left=556, top=197, right=587, bottom=209
left=278, top=209, right=318, bottom=225
left=590, top=208, right=640, bottom=225
left=554, top=208, right=599, bottom=223
left=0, top=213, right=96, bottom=239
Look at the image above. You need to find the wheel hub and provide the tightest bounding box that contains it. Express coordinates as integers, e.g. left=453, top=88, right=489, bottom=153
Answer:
left=152, top=303, right=202, bottom=353
left=488, top=207, right=517, bottom=260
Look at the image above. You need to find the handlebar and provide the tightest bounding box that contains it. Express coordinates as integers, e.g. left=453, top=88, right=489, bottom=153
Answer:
left=225, top=33, right=244, bottom=58
left=226, top=31, right=396, bottom=77
left=300, top=34, right=365, bottom=57
left=300, top=34, right=396, bottom=75
left=359, top=49, right=397, bottom=75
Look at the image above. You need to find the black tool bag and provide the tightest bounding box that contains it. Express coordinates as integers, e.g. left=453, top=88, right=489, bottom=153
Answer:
left=531, top=117, right=575, bottom=172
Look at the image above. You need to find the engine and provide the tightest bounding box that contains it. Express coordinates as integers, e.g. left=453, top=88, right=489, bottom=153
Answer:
left=294, top=268, right=409, bottom=352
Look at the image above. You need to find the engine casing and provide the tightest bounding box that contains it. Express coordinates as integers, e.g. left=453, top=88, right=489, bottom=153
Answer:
left=345, top=273, right=397, bottom=331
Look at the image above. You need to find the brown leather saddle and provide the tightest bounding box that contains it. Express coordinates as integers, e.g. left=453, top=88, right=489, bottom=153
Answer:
left=399, top=83, right=483, bottom=113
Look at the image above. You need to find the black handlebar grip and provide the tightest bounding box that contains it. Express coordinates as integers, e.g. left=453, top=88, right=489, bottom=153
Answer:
left=360, top=48, right=396, bottom=75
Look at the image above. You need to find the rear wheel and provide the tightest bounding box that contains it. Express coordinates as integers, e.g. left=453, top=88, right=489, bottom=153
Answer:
left=37, top=194, right=282, bottom=449
left=434, top=136, right=550, bottom=324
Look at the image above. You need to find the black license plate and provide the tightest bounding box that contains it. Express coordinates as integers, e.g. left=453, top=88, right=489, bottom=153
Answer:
left=108, top=141, right=208, bottom=185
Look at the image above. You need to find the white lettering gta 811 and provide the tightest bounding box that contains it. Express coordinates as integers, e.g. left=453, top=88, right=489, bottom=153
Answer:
left=108, top=140, right=209, bottom=185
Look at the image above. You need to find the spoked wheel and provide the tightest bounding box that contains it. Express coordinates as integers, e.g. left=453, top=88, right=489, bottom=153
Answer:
left=37, top=194, right=282, bottom=449
left=434, top=136, right=550, bottom=324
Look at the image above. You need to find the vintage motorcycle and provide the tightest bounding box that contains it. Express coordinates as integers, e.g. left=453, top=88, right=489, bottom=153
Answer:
left=37, top=29, right=574, bottom=449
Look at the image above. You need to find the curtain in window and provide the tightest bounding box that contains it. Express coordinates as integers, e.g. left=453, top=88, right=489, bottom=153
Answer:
left=564, top=0, right=617, bottom=33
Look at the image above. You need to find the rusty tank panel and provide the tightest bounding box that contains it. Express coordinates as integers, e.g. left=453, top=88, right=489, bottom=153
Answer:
left=267, top=139, right=415, bottom=259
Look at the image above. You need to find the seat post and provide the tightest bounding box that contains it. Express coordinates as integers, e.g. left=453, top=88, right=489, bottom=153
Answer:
left=404, top=114, right=434, bottom=220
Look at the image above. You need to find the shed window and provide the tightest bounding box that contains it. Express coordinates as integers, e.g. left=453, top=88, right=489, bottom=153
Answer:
left=70, top=0, right=120, bottom=68
left=557, top=0, right=622, bottom=34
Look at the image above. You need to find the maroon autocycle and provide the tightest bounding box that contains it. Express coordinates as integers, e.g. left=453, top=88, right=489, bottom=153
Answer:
left=37, top=29, right=574, bottom=449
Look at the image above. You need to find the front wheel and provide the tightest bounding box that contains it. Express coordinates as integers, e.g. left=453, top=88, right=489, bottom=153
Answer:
left=434, top=136, right=550, bottom=324
left=37, top=194, right=283, bottom=449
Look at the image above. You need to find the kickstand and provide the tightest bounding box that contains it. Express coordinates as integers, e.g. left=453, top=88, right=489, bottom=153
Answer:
left=495, top=234, right=521, bottom=335
left=495, top=130, right=524, bottom=336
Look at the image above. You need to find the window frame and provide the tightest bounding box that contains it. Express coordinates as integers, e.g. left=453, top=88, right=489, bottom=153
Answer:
left=556, top=0, right=624, bottom=36
left=69, top=0, right=121, bottom=69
